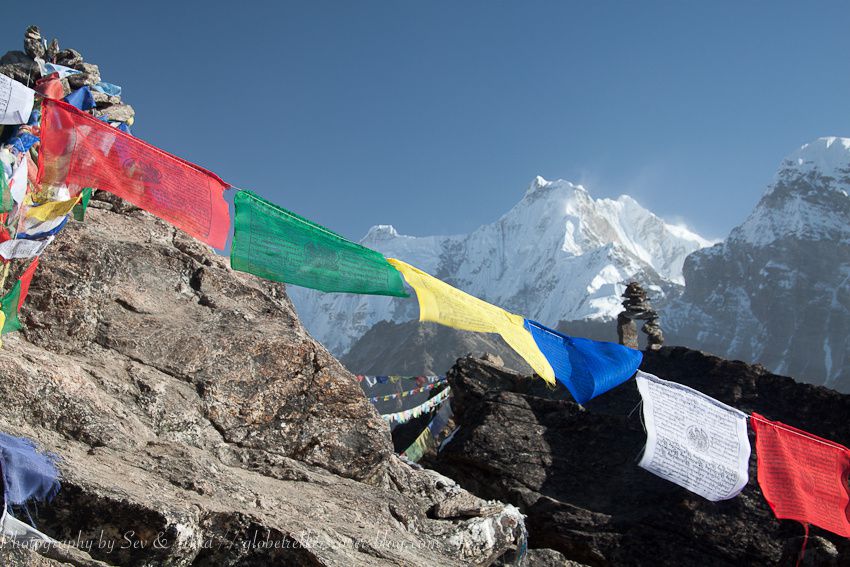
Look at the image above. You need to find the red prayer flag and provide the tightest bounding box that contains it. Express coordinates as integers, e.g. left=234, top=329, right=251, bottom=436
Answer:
left=17, top=257, right=39, bottom=310
left=38, top=99, right=231, bottom=249
left=751, top=413, right=850, bottom=537
left=35, top=73, right=64, bottom=100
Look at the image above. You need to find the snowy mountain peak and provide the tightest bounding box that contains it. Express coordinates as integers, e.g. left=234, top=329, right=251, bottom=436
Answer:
left=733, top=137, right=850, bottom=247
left=361, top=224, right=400, bottom=244
left=785, top=136, right=850, bottom=176
left=289, top=175, right=711, bottom=356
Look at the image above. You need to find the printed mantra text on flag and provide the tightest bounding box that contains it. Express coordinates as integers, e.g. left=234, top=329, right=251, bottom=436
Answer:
left=38, top=99, right=231, bottom=249
left=751, top=413, right=850, bottom=537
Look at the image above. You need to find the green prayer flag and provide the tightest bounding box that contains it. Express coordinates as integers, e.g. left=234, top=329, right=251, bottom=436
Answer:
left=72, top=187, right=93, bottom=222
left=0, top=167, right=12, bottom=214
left=230, top=191, right=408, bottom=296
left=0, top=281, right=22, bottom=334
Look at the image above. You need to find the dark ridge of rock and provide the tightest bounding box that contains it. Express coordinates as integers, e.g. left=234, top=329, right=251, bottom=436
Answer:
left=428, top=348, right=850, bottom=566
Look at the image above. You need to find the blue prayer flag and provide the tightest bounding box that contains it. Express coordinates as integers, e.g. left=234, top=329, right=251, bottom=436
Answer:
left=524, top=320, right=642, bottom=404
left=0, top=432, right=60, bottom=506
left=64, top=87, right=96, bottom=111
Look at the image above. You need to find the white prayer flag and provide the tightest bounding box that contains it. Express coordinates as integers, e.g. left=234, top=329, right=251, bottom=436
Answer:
left=0, top=237, right=54, bottom=261
left=0, top=74, right=35, bottom=125
left=636, top=371, right=750, bottom=501
left=9, top=156, right=27, bottom=205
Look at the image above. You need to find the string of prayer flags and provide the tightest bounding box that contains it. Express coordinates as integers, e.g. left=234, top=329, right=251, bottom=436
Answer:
left=381, top=387, right=452, bottom=425
left=38, top=99, right=231, bottom=249
left=386, top=258, right=556, bottom=386
left=0, top=237, right=53, bottom=261
left=357, top=375, right=446, bottom=387
left=368, top=381, right=445, bottom=402
left=0, top=74, right=35, bottom=125
left=523, top=319, right=641, bottom=403
left=751, top=413, right=850, bottom=537
left=636, top=372, right=750, bottom=501
left=231, top=191, right=408, bottom=296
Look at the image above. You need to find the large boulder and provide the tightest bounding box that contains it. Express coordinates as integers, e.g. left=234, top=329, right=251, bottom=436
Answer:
left=0, top=200, right=525, bottom=566
left=429, top=348, right=850, bottom=566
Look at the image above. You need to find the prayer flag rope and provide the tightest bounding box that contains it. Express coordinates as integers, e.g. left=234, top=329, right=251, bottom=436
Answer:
left=367, top=381, right=445, bottom=402
left=381, top=387, right=452, bottom=425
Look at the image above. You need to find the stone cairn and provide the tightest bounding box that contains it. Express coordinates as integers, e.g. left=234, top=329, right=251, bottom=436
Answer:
left=1, top=25, right=135, bottom=124
left=617, top=281, right=664, bottom=351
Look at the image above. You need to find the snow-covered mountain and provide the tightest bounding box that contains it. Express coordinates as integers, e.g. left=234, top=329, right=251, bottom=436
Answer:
left=289, top=176, right=711, bottom=362
left=667, top=137, right=850, bottom=392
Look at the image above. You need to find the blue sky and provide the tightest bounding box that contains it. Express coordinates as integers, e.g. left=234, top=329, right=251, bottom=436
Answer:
left=4, top=1, right=850, bottom=241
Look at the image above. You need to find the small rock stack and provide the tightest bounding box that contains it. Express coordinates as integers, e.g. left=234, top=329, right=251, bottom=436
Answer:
left=617, top=281, right=664, bottom=350
left=0, top=25, right=134, bottom=124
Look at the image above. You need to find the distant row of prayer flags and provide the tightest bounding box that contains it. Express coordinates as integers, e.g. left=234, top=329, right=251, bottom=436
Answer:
left=381, top=386, right=452, bottom=425
left=368, top=381, right=444, bottom=402
left=637, top=371, right=850, bottom=538
left=357, top=375, right=446, bottom=387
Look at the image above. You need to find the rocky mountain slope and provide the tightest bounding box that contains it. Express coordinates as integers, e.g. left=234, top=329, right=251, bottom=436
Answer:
left=667, top=137, right=850, bottom=392
left=428, top=348, right=850, bottom=566
left=292, top=176, right=710, bottom=374
left=0, top=194, right=527, bottom=566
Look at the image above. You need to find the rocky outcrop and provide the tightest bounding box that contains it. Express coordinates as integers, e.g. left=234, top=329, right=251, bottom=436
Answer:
left=428, top=348, right=850, bottom=566
left=0, top=198, right=528, bottom=566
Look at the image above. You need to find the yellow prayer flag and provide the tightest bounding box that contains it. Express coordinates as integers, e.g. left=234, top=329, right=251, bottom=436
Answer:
left=27, top=195, right=82, bottom=222
left=387, top=258, right=556, bottom=385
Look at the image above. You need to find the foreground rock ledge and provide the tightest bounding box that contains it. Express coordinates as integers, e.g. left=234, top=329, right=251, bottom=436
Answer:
left=428, top=350, right=850, bottom=566
left=0, top=202, right=524, bottom=566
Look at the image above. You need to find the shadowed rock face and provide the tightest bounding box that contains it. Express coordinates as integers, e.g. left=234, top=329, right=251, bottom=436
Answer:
left=0, top=199, right=525, bottom=566
left=428, top=348, right=850, bottom=566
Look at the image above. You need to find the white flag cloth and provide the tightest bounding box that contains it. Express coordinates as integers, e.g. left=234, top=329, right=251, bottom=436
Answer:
left=0, top=74, right=35, bottom=125
left=636, top=371, right=750, bottom=501
left=10, top=156, right=28, bottom=205
left=0, top=237, right=54, bottom=261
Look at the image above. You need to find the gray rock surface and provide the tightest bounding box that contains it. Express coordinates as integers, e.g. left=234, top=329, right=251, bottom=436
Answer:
left=0, top=198, right=526, bottom=565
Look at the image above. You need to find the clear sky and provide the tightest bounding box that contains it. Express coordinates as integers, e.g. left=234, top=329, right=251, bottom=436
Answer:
left=4, top=1, right=850, bottom=241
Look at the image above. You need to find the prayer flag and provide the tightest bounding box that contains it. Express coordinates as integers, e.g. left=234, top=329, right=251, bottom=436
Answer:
left=387, top=258, right=556, bottom=385
left=38, top=99, right=231, bottom=249
left=72, top=187, right=93, bottom=221
left=17, top=258, right=38, bottom=310
left=523, top=319, right=640, bottom=401
left=18, top=215, right=69, bottom=240
left=636, top=371, right=750, bottom=501
left=0, top=432, right=60, bottom=505
left=231, top=190, right=407, bottom=296
left=9, top=155, right=27, bottom=205
left=0, top=74, right=35, bottom=125
left=0, top=281, right=22, bottom=334
left=751, top=413, right=850, bottom=537
left=26, top=196, right=80, bottom=223
left=0, top=238, right=53, bottom=261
